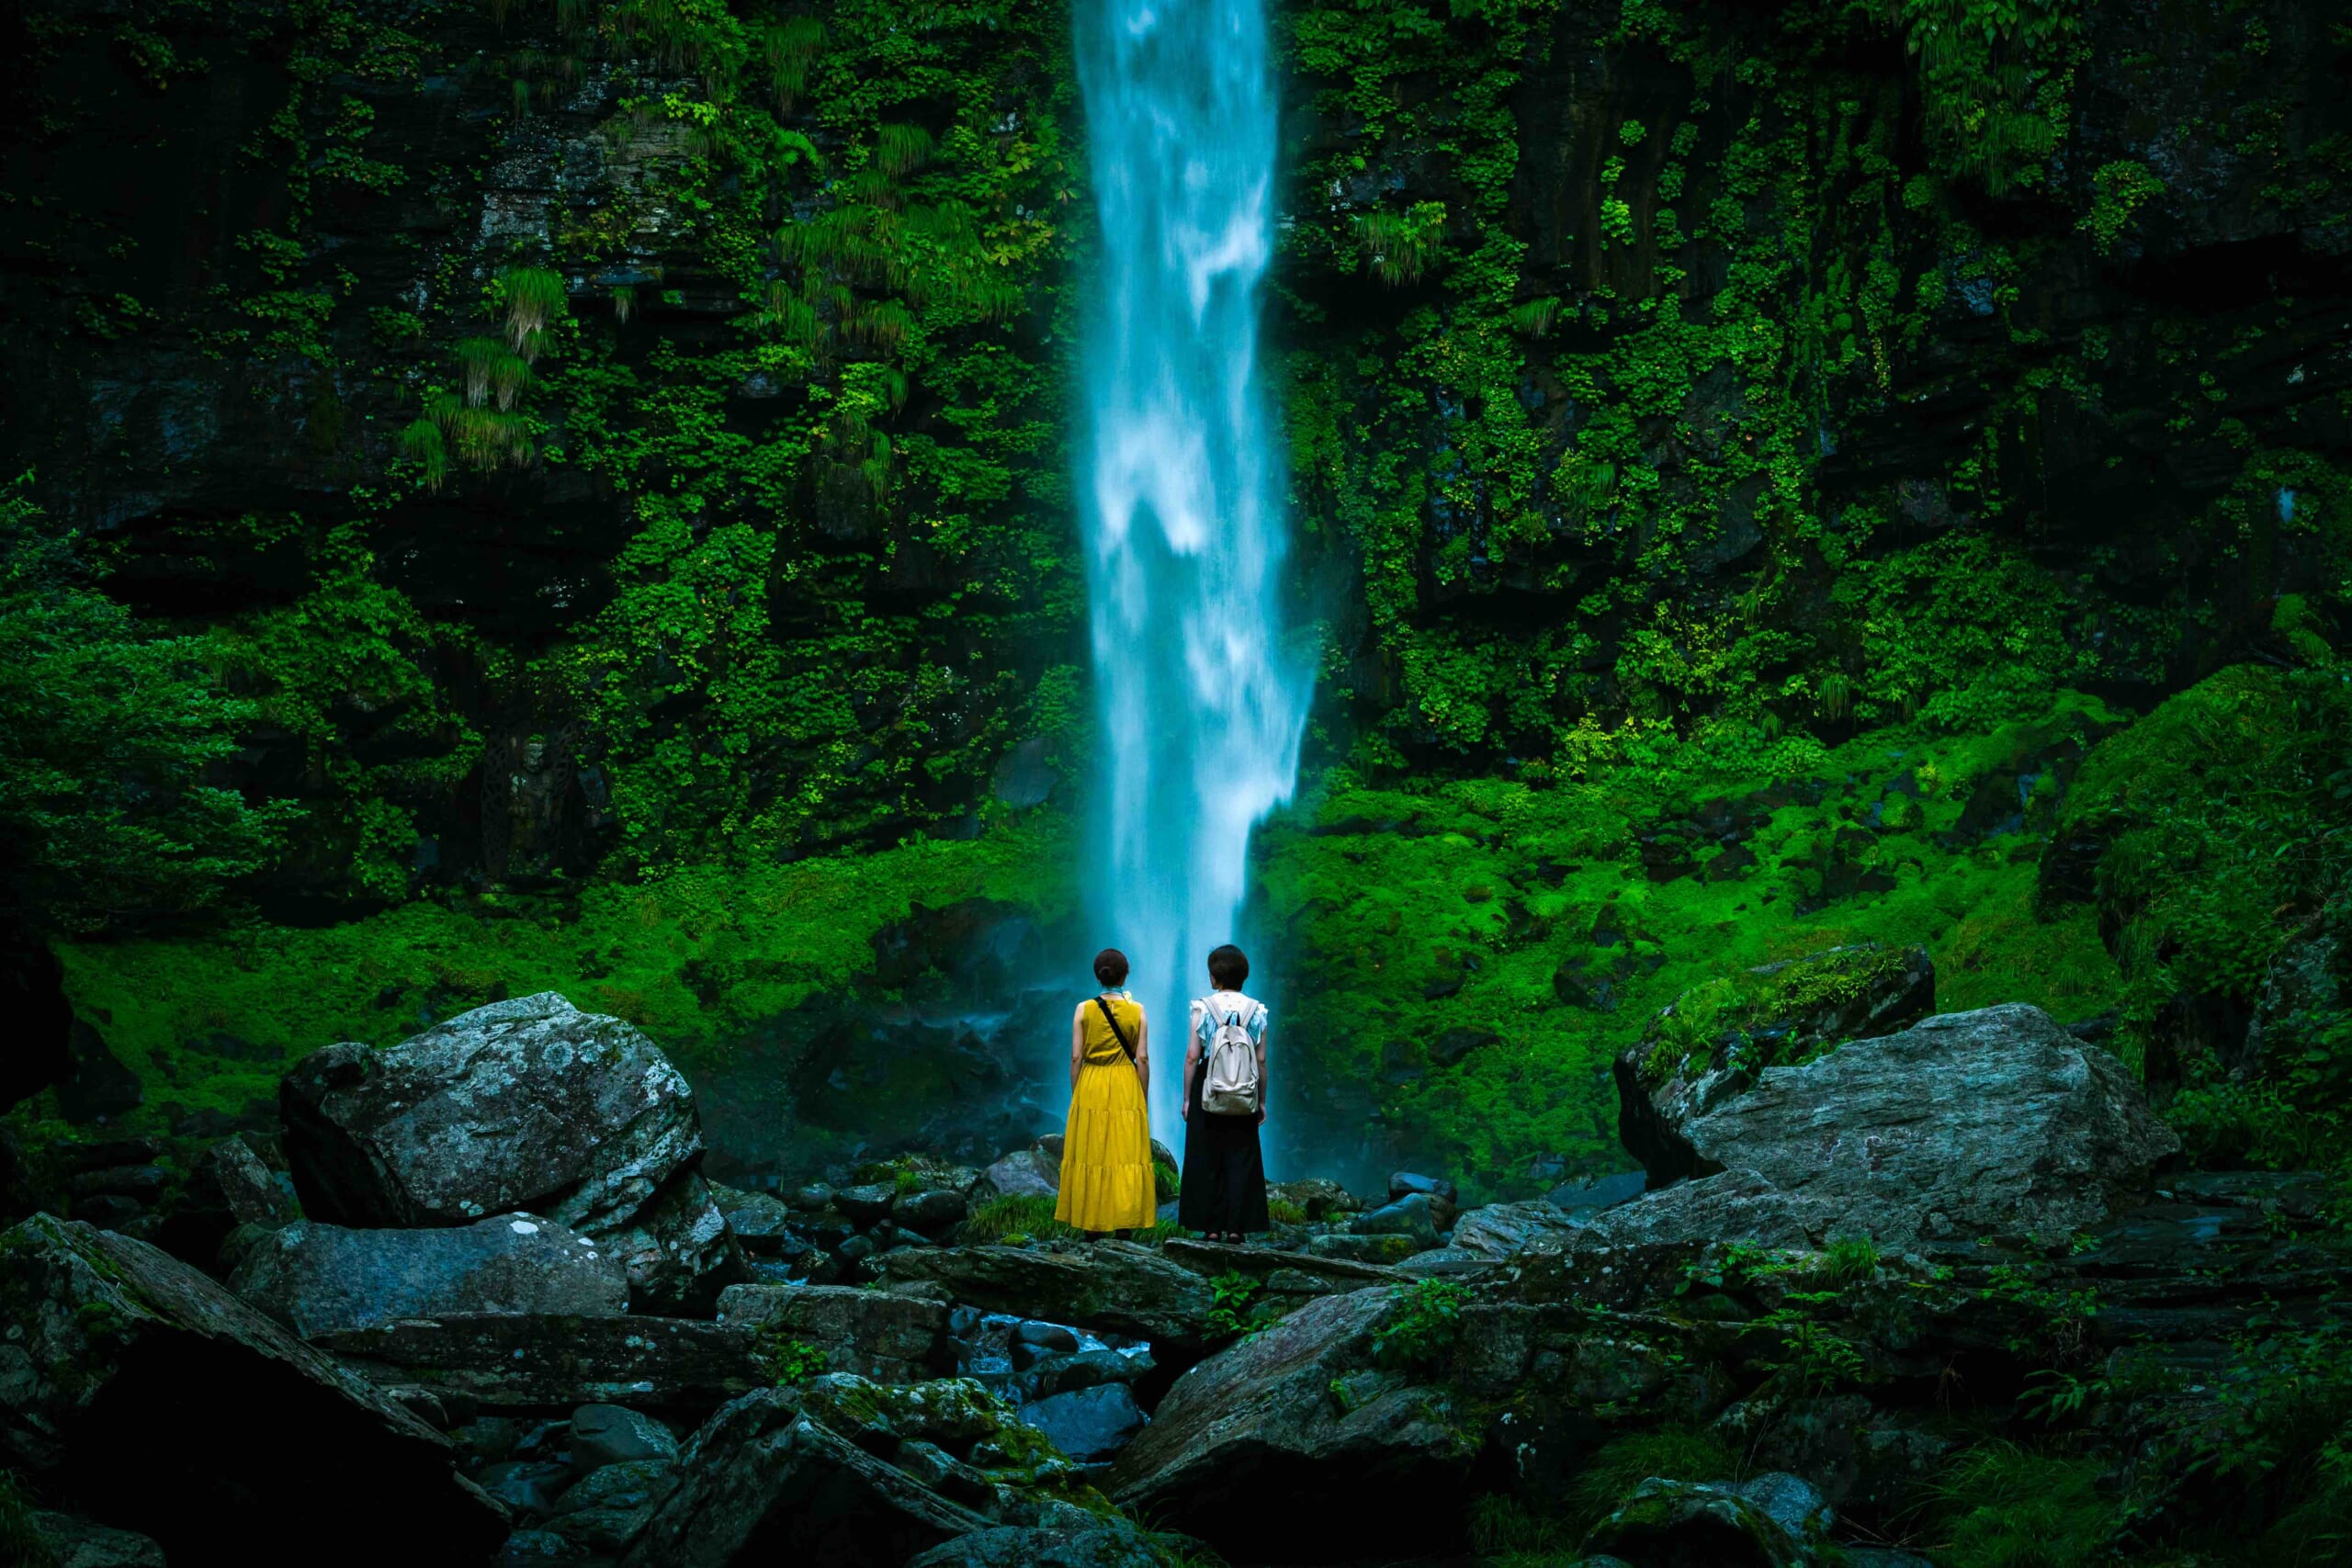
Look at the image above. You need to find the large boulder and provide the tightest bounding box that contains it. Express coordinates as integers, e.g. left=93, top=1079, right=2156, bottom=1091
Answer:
left=1584, top=1005, right=2181, bottom=1250
left=278, top=992, right=742, bottom=1312
left=616, top=1387, right=990, bottom=1567
left=876, top=1242, right=1214, bottom=1347
left=1110, top=1287, right=1476, bottom=1558
left=230, top=1212, right=628, bottom=1337
left=1449, top=1201, right=1580, bottom=1261
left=1016, top=1383, right=1147, bottom=1462
left=1619, top=944, right=1936, bottom=1185
left=716, top=1282, right=949, bottom=1383
left=907, top=1524, right=1163, bottom=1568
left=0, top=1214, right=507, bottom=1561
left=1582, top=1473, right=1832, bottom=1567
left=317, top=1313, right=766, bottom=1414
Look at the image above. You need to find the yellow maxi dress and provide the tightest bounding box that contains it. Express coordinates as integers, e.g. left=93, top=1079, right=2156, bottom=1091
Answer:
left=1056, top=993, right=1157, bottom=1231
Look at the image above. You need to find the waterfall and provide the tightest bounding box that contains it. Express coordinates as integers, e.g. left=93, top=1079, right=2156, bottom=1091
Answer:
left=1074, top=0, right=1311, bottom=1150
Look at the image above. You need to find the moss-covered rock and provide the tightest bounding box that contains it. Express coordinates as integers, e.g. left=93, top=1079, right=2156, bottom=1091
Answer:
left=1617, top=943, right=1933, bottom=1185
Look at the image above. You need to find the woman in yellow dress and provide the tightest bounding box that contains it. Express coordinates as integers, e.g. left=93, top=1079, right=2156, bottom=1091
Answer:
left=1055, top=947, right=1157, bottom=1235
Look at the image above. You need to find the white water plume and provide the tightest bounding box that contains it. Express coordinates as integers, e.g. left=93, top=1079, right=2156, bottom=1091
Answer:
left=1074, top=0, right=1311, bottom=1148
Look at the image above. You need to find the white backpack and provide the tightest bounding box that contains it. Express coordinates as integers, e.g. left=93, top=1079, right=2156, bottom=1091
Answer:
left=1200, top=998, right=1263, bottom=1116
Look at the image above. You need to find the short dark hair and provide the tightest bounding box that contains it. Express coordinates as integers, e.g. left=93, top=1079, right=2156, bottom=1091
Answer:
left=1206, top=943, right=1249, bottom=990
left=1093, top=948, right=1129, bottom=987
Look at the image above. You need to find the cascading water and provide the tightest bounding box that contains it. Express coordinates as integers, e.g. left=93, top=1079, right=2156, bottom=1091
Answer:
left=1074, top=0, right=1311, bottom=1150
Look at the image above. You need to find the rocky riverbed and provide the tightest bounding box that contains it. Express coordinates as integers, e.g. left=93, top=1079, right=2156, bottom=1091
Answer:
left=4, top=954, right=2345, bottom=1567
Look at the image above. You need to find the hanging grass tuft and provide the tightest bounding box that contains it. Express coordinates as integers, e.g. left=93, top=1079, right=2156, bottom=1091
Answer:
left=874, top=123, right=935, bottom=179
left=1508, top=297, right=1560, bottom=337
left=496, top=266, right=568, bottom=357
left=398, top=418, right=449, bottom=491
left=847, top=298, right=913, bottom=355
left=455, top=336, right=505, bottom=407
left=611, top=284, right=635, bottom=323
left=1351, top=201, right=1447, bottom=286
left=763, top=16, right=826, bottom=114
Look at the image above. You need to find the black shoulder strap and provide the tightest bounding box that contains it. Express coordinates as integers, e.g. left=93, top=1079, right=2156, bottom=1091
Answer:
left=1092, top=996, right=1136, bottom=1063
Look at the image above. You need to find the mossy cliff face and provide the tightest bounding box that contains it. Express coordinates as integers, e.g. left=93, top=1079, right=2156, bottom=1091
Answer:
left=1241, top=0, right=2352, bottom=1192
left=2, top=0, right=1086, bottom=899
left=3, top=0, right=2348, bottom=1196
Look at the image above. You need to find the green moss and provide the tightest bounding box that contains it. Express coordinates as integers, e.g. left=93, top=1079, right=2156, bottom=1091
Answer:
left=1565, top=1428, right=1740, bottom=1534
left=1263, top=689, right=2127, bottom=1197
left=52, top=819, right=1070, bottom=1132
left=1640, top=942, right=1918, bottom=1087
left=1930, top=1442, right=2120, bottom=1568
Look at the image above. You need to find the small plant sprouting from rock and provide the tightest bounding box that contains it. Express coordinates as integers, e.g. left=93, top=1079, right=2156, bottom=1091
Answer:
left=960, top=1195, right=1074, bottom=1247
left=1204, top=1271, right=1263, bottom=1340
left=1372, top=1279, right=1470, bottom=1371
left=756, top=1329, right=830, bottom=1385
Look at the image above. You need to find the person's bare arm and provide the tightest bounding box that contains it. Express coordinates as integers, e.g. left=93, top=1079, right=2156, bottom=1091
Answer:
left=1135, top=1009, right=1150, bottom=1087
left=1182, top=1042, right=1200, bottom=1120
left=1255, top=1013, right=1269, bottom=1125
left=1069, top=1004, right=1086, bottom=1090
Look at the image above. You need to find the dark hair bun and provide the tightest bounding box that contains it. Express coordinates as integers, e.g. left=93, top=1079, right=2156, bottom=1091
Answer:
left=1093, top=947, right=1130, bottom=987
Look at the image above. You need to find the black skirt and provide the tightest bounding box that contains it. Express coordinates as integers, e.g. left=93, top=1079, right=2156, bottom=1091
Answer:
left=1178, top=1066, right=1269, bottom=1235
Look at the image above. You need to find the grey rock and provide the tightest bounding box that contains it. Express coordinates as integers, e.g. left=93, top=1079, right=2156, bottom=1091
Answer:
left=1450, top=1200, right=1580, bottom=1260
left=790, top=1182, right=836, bottom=1212
left=1582, top=1475, right=1819, bottom=1567
left=1387, top=1171, right=1458, bottom=1206
left=1266, top=1179, right=1365, bottom=1222
left=972, top=1146, right=1059, bottom=1201
left=1017, top=1382, right=1146, bottom=1462
left=1304, top=1232, right=1419, bottom=1267
left=1736, top=1472, right=1834, bottom=1542
left=0, top=1214, right=507, bottom=1562
left=1583, top=1005, right=2181, bottom=1249
left=1111, top=1288, right=1473, bottom=1558
left=495, top=1529, right=588, bottom=1563
left=279, top=992, right=743, bottom=1313
left=230, top=1213, right=628, bottom=1337
left=899, top=1189, right=969, bottom=1234
left=1012, top=1319, right=1080, bottom=1350
left=1544, top=1169, right=1646, bottom=1217
left=617, top=1388, right=989, bottom=1568
left=572, top=1404, right=681, bottom=1472
left=196, top=1137, right=300, bottom=1229
left=543, top=1457, right=678, bottom=1551
left=876, top=1241, right=1214, bottom=1347
left=1025, top=1348, right=1151, bottom=1401
left=1619, top=944, right=1936, bottom=1186
left=1349, top=1191, right=1447, bottom=1247
left=482, top=1459, right=578, bottom=1520
left=317, top=1314, right=764, bottom=1416
left=890, top=1438, right=999, bottom=1509
left=906, top=1524, right=1163, bottom=1568
left=716, top=1282, right=949, bottom=1383
left=838, top=1181, right=899, bottom=1224
left=1390, top=1246, right=1494, bottom=1279
left=31, top=1513, right=167, bottom=1568
left=1161, top=1236, right=1405, bottom=1291
left=594, top=1168, right=744, bottom=1316
left=709, top=1186, right=797, bottom=1256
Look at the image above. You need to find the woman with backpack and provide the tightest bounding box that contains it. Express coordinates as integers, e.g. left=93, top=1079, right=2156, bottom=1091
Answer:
left=1055, top=947, right=1159, bottom=1237
left=1180, top=943, right=1271, bottom=1242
